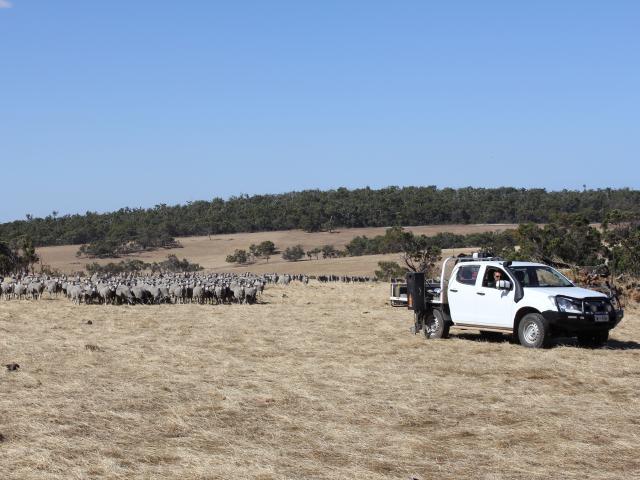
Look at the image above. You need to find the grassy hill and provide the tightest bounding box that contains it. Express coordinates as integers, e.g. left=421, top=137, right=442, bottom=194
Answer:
left=36, top=224, right=515, bottom=274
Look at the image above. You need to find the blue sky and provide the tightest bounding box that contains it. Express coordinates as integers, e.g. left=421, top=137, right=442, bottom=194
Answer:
left=1, top=1, right=639, bottom=222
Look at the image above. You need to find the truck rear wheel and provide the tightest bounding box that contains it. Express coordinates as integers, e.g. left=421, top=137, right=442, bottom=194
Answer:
left=425, top=309, right=450, bottom=339
left=517, top=313, right=550, bottom=348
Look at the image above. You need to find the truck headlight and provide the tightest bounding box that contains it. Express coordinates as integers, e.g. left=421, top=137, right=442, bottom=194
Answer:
left=556, top=296, right=583, bottom=314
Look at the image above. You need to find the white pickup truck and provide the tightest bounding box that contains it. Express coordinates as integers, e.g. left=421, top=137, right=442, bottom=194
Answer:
left=407, top=255, right=624, bottom=348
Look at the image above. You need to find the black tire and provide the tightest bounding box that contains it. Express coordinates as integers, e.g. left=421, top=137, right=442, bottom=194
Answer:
left=517, top=313, right=550, bottom=348
left=577, top=330, right=609, bottom=348
left=425, top=309, right=450, bottom=339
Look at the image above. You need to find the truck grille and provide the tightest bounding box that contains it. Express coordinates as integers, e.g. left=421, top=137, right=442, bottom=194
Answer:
left=583, top=299, right=610, bottom=313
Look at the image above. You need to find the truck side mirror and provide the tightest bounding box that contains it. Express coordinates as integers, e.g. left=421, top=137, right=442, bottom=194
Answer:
left=497, top=280, right=512, bottom=290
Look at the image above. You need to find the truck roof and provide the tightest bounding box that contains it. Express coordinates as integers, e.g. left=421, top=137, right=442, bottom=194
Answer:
left=456, top=260, right=549, bottom=268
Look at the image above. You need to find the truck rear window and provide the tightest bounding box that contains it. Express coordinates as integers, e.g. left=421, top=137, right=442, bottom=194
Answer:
left=456, top=265, right=480, bottom=285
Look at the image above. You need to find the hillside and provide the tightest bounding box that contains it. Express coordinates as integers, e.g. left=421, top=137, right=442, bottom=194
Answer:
left=36, top=224, right=515, bottom=275
left=2, top=186, right=638, bottom=250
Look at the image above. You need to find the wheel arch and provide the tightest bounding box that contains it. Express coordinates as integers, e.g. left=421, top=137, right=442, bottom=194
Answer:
left=513, top=307, right=541, bottom=335
left=436, top=306, right=453, bottom=325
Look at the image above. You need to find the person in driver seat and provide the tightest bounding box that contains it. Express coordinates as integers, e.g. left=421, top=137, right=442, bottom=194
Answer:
left=486, top=269, right=503, bottom=289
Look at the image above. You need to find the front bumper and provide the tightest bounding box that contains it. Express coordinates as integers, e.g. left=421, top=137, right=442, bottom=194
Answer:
left=541, top=309, right=624, bottom=335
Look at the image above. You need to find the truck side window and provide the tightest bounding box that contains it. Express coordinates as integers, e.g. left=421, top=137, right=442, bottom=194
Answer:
left=456, top=265, right=480, bottom=285
left=511, top=268, right=530, bottom=286
left=482, top=268, right=508, bottom=288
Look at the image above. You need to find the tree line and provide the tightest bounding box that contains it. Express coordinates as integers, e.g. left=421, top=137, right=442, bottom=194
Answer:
left=2, top=187, right=640, bottom=257
left=225, top=241, right=341, bottom=265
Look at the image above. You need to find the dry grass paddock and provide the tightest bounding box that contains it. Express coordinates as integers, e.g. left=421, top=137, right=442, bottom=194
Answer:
left=36, top=224, right=516, bottom=275
left=1, top=283, right=639, bottom=479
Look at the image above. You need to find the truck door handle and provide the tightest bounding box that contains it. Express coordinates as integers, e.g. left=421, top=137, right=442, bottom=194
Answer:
left=450, top=289, right=458, bottom=293
left=476, top=292, right=485, bottom=296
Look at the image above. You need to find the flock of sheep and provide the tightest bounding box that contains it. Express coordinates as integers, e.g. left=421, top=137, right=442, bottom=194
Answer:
left=316, top=275, right=377, bottom=283
left=0, top=272, right=377, bottom=306
left=0, top=273, right=305, bottom=305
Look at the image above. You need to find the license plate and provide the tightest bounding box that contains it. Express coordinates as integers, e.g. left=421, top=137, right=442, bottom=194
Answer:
left=594, top=313, right=609, bottom=322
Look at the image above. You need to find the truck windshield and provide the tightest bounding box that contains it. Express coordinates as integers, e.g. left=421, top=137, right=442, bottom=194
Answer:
left=509, top=266, right=573, bottom=288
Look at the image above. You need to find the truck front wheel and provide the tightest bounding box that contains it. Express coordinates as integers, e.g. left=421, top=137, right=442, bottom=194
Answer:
left=425, top=309, right=450, bottom=339
left=517, top=313, right=550, bottom=348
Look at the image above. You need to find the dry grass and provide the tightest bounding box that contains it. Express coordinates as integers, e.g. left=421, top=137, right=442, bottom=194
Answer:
left=1, top=283, right=639, bottom=479
left=36, top=224, right=516, bottom=275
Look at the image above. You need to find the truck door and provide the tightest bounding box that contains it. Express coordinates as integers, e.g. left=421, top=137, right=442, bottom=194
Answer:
left=448, top=264, right=481, bottom=324
left=474, top=266, right=515, bottom=328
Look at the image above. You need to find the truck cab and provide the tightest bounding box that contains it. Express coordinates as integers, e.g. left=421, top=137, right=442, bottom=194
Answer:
left=409, top=257, right=624, bottom=348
